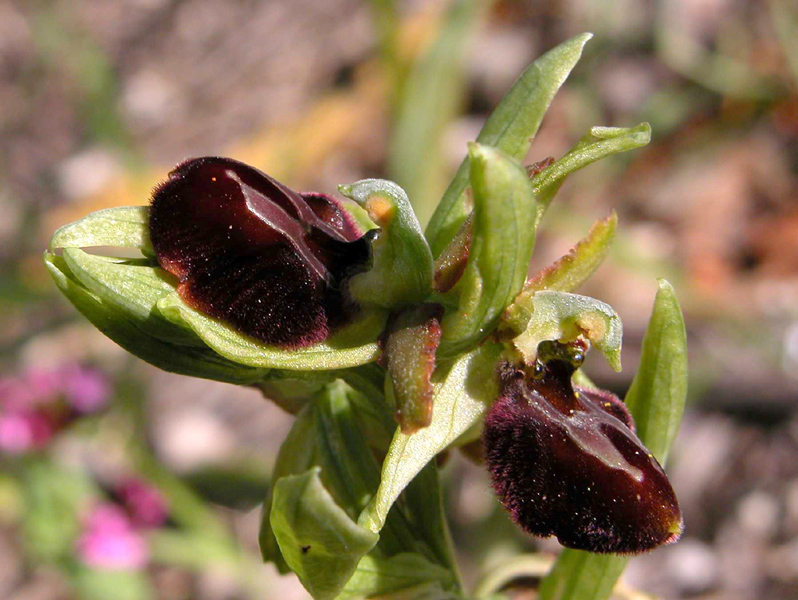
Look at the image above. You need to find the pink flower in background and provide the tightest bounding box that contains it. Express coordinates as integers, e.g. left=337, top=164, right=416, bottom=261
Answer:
left=0, top=364, right=111, bottom=455
left=62, top=365, right=110, bottom=413
left=76, top=503, right=148, bottom=570
left=117, top=479, right=169, bottom=529
left=0, top=411, right=53, bottom=453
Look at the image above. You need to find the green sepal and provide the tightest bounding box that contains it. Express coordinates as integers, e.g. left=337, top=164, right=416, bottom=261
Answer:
left=44, top=252, right=270, bottom=384
left=438, top=144, right=537, bottom=357
left=538, top=280, right=688, bottom=600
left=158, top=293, right=386, bottom=371
left=501, top=290, right=623, bottom=372
left=270, top=467, right=380, bottom=600
left=359, top=342, right=501, bottom=534
left=524, top=211, right=617, bottom=293
left=531, top=123, right=651, bottom=224
left=60, top=248, right=198, bottom=346
left=425, top=33, right=593, bottom=256
left=49, top=206, right=152, bottom=253
left=339, top=179, right=434, bottom=309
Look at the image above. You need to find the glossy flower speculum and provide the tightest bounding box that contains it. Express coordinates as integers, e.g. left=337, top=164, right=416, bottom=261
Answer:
left=483, top=340, right=682, bottom=554
left=149, top=157, right=372, bottom=349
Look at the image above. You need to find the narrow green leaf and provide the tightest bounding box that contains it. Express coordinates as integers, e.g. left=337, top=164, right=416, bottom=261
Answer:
left=538, top=280, right=688, bottom=600
left=438, top=144, right=537, bottom=357
left=270, top=468, right=380, bottom=600
left=501, top=290, right=623, bottom=372
left=531, top=124, right=651, bottom=224
left=339, top=179, right=433, bottom=308
left=538, top=552, right=627, bottom=600
left=524, top=211, right=617, bottom=293
left=157, top=292, right=386, bottom=371
left=624, top=279, right=688, bottom=464
left=44, top=252, right=270, bottom=384
left=387, top=0, right=483, bottom=227
left=50, top=206, right=151, bottom=252
left=359, top=342, right=501, bottom=533
left=426, top=33, right=593, bottom=256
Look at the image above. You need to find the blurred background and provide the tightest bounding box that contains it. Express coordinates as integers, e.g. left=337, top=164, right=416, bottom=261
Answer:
left=1, top=0, right=797, bottom=598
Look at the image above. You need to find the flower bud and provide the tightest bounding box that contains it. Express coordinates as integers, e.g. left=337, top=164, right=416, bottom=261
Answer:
left=483, top=343, right=682, bottom=554
left=149, top=157, right=372, bottom=348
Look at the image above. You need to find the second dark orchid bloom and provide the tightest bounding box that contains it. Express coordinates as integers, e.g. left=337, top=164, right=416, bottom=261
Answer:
left=484, top=341, right=683, bottom=554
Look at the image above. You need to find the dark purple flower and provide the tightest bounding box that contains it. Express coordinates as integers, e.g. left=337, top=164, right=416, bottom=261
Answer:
left=483, top=342, right=682, bottom=554
left=117, top=479, right=168, bottom=529
left=149, top=157, right=372, bottom=348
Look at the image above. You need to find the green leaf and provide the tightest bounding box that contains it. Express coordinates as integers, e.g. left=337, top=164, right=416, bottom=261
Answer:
left=22, top=461, right=97, bottom=563
left=74, top=569, right=154, bottom=600
left=524, top=211, right=617, bottom=293
left=538, top=280, right=688, bottom=600
left=359, top=342, right=501, bottom=533
left=339, top=553, right=458, bottom=600
left=438, top=144, right=537, bottom=357
left=531, top=123, right=651, bottom=224
left=387, top=0, right=483, bottom=227
left=624, top=279, right=688, bottom=464
left=538, top=552, right=627, bottom=600
left=270, top=467, right=380, bottom=600
left=261, top=380, right=459, bottom=584
left=425, top=33, right=593, bottom=256
left=50, top=206, right=151, bottom=252
left=157, top=292, right=386, bottom=371
left=44, top=252, right=270, bottom=384
left=339, top=179, right=434, bottom=308
left=501, top=290, right=623, bottom=372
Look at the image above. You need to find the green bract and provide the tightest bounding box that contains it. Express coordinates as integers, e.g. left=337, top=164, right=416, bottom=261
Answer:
left=46, top=30, right=688, bottom=600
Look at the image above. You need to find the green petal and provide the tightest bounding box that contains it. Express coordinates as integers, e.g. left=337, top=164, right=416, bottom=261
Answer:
left=531, top=123, right=651, bottom=224
left=339, top=178, right=433, bottom=309
left=502, top=290, right=623, bottom=372
left=525, top=211, right=617, bottom=293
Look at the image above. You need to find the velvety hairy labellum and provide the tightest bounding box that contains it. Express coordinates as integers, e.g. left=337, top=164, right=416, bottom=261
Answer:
left=150, top=157, right=371, bottom=348
left=483, top=349, right=683, bottom=554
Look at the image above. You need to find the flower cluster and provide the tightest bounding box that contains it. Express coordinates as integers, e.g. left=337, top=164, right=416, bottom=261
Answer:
left=76, top=478, right=168, bottom=571
left=0, top=365, right=110, bottom=454
left=45, top=33, right=689, bottom=600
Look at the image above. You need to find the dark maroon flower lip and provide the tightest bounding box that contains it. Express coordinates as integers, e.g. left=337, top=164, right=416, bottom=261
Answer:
left=149, top=157, right=372, bottom=349
left=483, top=345, right=683, bottom=554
